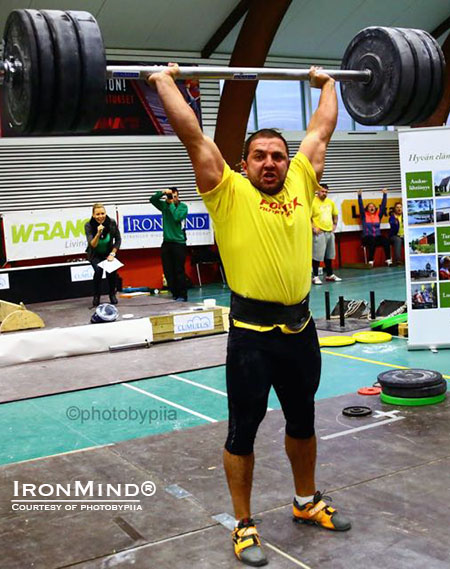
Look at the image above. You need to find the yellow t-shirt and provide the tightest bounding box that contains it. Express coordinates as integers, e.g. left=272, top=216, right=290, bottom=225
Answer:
left=199, top=153, right=320, bottom=330
left=395, top=214, right=404, bottom=238
left=311, top=196, right=338, bottom=232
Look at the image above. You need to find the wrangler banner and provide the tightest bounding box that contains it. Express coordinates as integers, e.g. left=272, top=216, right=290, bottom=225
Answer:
left=2, top=207, right=94, bottom=261
left=398, top=126, right=450, bottom=350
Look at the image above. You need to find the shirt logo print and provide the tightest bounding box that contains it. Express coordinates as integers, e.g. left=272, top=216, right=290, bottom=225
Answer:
left=259, top=197, right=302, bottom=217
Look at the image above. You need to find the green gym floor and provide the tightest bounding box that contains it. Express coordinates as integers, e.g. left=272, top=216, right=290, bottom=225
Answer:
left=1, top=266, right=449, bottom=467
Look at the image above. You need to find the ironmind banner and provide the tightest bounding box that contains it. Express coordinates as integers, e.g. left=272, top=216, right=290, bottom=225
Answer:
left=0, top=62, right=201, bottom=137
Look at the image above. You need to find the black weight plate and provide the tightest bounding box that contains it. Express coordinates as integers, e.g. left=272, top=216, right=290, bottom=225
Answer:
left=340, top=26, right=415, bottom=125
left=41, top=10, right=81, bottom=133
left=378, top=368, right=443, bottom=389
left=411, top=29, right=445, bottom=124
left=2, top=10, right=40, bottom=133
left=342, top=406, right=372, bottom=417
left=23, top=10, right=55, bottom=134
left=66, top=11, right=106, bottom=133
left=394, top=28, right=432, bottom=126
left=382, top=379, right=447, bottom=399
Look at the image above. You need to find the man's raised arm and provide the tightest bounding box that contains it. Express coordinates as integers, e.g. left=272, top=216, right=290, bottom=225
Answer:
left=299, top=67, right=337, bottom=182
left=147, top=65, right=224, bottom=193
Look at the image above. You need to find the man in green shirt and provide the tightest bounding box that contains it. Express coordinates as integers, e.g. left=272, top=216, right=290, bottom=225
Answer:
left=150, top=187, right=189, bottom=301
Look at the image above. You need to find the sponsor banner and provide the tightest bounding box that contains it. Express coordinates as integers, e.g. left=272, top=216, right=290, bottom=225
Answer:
left=118, top=202, right=214, bottom=249
left=70, top=264, right=105, bottom=282
left=398, top=126, right=450, bottom=349
left=0, top=273, right=10, bottom=290
left=173, top=311, right=215, bottom=335
left=2, top=208, right=94, bottom=262
left=331, top=192, right=402, bottom=233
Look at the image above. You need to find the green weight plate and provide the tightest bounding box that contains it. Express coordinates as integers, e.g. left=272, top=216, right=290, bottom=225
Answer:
left=2, top=10, right=40, bottom=133
left=380, top=391, right=446, bottom=406
left=23, top=10, right=55, bottom=134
left=370, top=313, right=408, bottom=330
left=411, top=29, right=445, bottom=124
left=41, top=10, right=81, bottom=133
left=66, top=11, right=106, bottom=133
left=394, top=28, right=432, bottom=126
left=340, top=26, right=415, bottom=125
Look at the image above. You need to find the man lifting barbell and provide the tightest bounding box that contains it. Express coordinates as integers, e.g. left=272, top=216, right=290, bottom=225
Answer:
left=146, top=62, right=351, bottom=567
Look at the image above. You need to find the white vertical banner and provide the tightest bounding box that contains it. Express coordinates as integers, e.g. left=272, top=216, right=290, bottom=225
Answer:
left=398, top=126, right=450, bottom=350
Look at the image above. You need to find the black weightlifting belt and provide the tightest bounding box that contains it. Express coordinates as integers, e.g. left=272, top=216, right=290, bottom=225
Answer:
left=230, top=292, right=310, bottom=331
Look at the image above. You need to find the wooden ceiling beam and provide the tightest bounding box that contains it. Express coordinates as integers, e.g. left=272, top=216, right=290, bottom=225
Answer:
left=201, top=0, right=250, bottom=59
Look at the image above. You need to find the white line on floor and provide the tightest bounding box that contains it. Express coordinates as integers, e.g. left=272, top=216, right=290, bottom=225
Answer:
left=265, top=542, right=313, bottom=568
left=168, top=374, right=274, bottom=411
left=122, top=383, right=217, bottom=423
left=169, top=374, right=228, bottom=396
left=321, top=416, right=406, bottom=440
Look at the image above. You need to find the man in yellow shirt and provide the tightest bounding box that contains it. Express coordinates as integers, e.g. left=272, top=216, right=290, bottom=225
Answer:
left=147, top=64, right=351, bottom=567
left=311, top=183, right=341, bottom=284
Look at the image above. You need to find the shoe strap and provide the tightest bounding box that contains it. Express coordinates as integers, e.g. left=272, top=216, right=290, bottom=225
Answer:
left=307, top=499, right=329, bottom=516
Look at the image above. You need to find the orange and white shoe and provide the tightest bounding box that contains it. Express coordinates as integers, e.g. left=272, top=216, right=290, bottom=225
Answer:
left=293, top=491, right=351, bottom=531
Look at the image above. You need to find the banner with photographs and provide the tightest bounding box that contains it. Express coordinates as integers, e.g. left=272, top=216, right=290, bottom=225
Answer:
left=398, top=126, right=450, bottom=349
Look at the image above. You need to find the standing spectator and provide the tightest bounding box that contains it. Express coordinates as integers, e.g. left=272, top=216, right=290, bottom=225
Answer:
left=389, top=202, right=404, bottom=265
left=358, top=189, right=392, bottom=267
left=311, top=183, right=341, bottom=284
left=150, top=187, right=189, bottom=301
left=85, top=203, right=121, bottom=307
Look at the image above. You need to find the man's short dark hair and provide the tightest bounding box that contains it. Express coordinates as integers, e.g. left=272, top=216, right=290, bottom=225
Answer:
left=169, top=186, right=179, bottom=194
left=320, top=184, right=329, bottom=190
left=243, top=129, right=289, bottom=161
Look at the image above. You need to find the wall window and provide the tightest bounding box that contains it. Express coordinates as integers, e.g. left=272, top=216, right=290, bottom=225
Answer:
left=254, top=81, right=304, bottom=130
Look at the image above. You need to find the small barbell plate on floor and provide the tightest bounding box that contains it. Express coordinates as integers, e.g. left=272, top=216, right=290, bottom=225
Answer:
left=342, top=406, right=372, bottom=417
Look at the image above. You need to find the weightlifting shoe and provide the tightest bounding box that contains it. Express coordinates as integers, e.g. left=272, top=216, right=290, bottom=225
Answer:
left=232, top=519, right=267, bottom=567
left=293, top=491, right=351, bottom=531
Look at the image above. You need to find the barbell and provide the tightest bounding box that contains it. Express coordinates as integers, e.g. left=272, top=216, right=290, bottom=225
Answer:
left=0, top=9, right=446, bottom=135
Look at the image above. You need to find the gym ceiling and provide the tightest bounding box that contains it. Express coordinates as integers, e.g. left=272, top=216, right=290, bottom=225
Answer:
left=1, top=0, right=449, bottom=59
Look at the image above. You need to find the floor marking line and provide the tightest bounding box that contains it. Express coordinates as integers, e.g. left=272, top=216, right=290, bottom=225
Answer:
left=4, top=443, right=114, bottom=466
left=264, top=542, right=313, bottom=568
left=122, top=383, right=217, bottom=423
left=321, top=350, right=450, bottom=379
left=321, top=416, right=405, bottom=440
left=168, top=374, right=274, bottom=411
left=168, top=374, right=228, bottom=396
